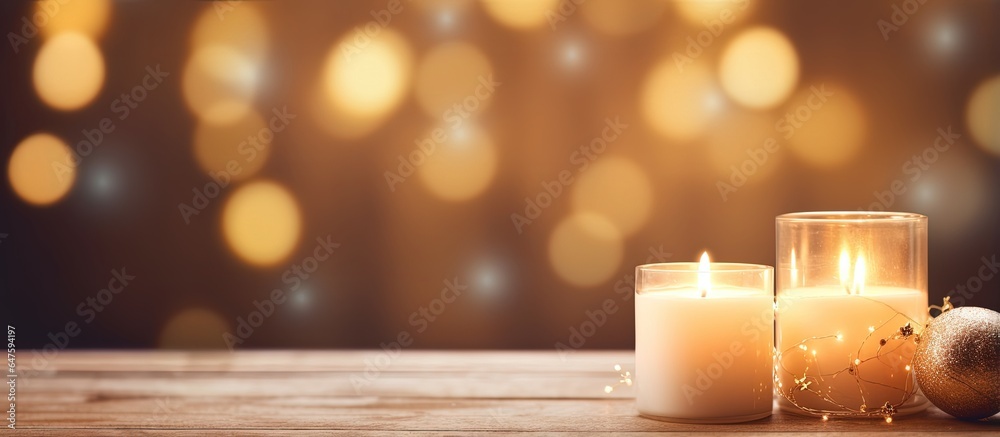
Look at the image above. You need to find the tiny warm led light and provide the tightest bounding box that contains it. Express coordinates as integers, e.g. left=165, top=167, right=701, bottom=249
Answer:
left=868, top=326, right=876, bottom=333
left=854, top=358, right=862, bottom=366
left=822, top=414, right=829, bottom=421
left=905, top=365, right=911, bottom=372
left=836, top=333, right=844, bottom=341
left=885, top=416, right=893, bottom=424
left=698, top=252, right=711, bottom=297
left=604, top=386, right=613, bottom=394
left=811, top=349, right=817, bottom=357
left=799, top=344, right=808, bottom=351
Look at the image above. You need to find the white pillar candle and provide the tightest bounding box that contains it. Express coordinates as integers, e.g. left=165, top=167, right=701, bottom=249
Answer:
left=635, top=254, right=774, bottom=423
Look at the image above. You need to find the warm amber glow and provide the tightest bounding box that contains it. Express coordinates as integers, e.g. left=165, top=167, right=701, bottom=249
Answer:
left=191, top=3, right=268, bottom=61
left=965, top=75, right=1000, bottom=156
left=641, top=62, right=720, bottom=141
left=8, top=133, right=75, bottom=206
left=698, top=252, right=711, bottom=297
left=580, top=0, right=667, bottom=36
left=570, top=157, right=653, bottom=236
left=39, top=0, right=112, bottom=39
left=786, top=84, right=867, bottom=168
left=183, top=45, right=259, bottom=125
left=418, top=126, right=498, bottom=201
left=415, top=42, right=493, bottom=118
left=222, top=181, right=302, bottom=266
left=548, top=213, right=623, bottom=287
left=33, top=32, right=105, bottom=111
left=839, top=249, right=851, bottom=293
left=720, top=27, right=799, bottom=109
left=481, top=0, right=559, bottom=30
left=193, top=112, right=268, bottom=181
left=158, top=308, right=230, bottom=349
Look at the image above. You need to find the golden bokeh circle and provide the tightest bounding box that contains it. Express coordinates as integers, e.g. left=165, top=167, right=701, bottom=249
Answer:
left=548, top=213, right=624, bottom=287
left=571, top=157, right=654, bottom=236
left=481, top=0, right=559, bottom=30
left=324, top=30, right=412, bottom=119
left=183, top=45, right=259, bottom=125
left=965, top=75, right=1000, bottom=157
left=191, top=3, right=268, bottom=61
left=719, top=27, right=799, bottom=109
left=193, top=111, right=269, bottom=181
left=158, top=307, right=230, bottom=349
left=222, top=181, right=303, bottom=266
left=418, top=126, right=498, bottom=201
left=415, top=41, right=494, bottom=118
left=641, top=62, right=720, bottom=142
left=786, top=84, right=867, bottom=168
left=33, top=32, right=105, bottom=111
left=38, top=0, right=112, bottom=39
left=8, top=133, right=75, bottom=206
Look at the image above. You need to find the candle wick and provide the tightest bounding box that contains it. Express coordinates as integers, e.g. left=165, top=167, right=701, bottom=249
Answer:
left=700, top=289, right=707, bottom=298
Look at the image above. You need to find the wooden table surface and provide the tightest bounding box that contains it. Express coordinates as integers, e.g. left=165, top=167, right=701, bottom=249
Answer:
left=12, top=350, right=1000, bottom=435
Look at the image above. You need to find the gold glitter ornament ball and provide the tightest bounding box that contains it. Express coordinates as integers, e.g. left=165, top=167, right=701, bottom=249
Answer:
left=913, top=306, right=1000, bottom=420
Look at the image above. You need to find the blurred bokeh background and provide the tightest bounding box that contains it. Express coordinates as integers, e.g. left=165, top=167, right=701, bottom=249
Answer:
left=2, top=0, right=998, bottom=351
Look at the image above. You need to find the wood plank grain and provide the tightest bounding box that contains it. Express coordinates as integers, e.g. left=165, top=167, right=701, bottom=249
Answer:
left=10, top=350, right=1000, bottom=434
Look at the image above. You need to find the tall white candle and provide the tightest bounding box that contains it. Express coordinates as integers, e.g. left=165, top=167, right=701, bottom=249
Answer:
left=635, top=254, right=774, bottom=423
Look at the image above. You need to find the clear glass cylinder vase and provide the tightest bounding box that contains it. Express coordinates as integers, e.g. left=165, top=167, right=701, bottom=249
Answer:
left=775, top=212, right=929, bottom=417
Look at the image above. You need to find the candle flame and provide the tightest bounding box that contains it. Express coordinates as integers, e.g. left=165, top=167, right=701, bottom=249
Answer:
left=698, top=251, right=710, bottom=298
left=853, top=254, right=866, bottom=295
left=840, top=249, right=867, bottom=295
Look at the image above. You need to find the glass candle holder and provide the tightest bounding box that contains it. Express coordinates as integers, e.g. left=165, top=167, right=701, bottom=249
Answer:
left=775, top=212, right=929, bottom=417
left=635, top=258, right=774, bottom=423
